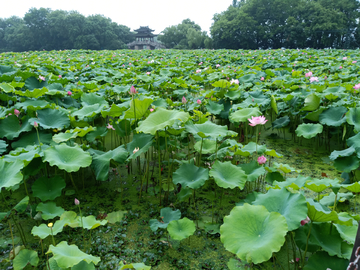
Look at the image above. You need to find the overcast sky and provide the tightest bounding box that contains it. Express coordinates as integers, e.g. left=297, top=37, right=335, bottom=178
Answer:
left=0, top=0, right=233, bottom=34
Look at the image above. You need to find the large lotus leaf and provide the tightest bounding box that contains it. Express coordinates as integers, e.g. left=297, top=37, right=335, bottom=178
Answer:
left=60, top=211, right=81, bottom=228
left=346, top=107, right=360, bottom=133
left=25, top=76, right=48, bottom=90
left=11, top=130, right=52, bottom=149
left=149, top=207, right=181, bottom=231
left=303, top=251, right=349, bottom=270
left=205, top=100, right=224, bottom=115
left=186, top=121, right=234, bottom=139
left=32, top=176, right=66, bottom=201
left=334, top=223, right=358, bottom=244
left=15, top=87, right=48, bottom=98
left=81, top=93, right=108, bottom=106
left=101, top=103, right=127, bottom=118
left=0, top=159, right=24, bottom=191
left=4, top=145, right=41, bottom=165
left=265, top=171, right=285, bottom=184
left=225, top=90, right=241, bottom=100
left=302, top=93, right=320, bottom=111
left=333, top=156, right=360, bottom=173
left=66, top=127, right=94, bottom=138
left=330, top=147, right=356, bottom=160
left=13, top=249, right=39, bottom=270
left=31, top=219, right=66, bottom=239
left=136, top=107, right=189, bottom=135
left=0, top=115, right=32, bottom=139
left=343, top=181, right=360, bottom=193
left=106, top=210, right=127, bottom=224
left=0, top=140, right=7, bottom=155
left=320, top=192, right=353, bottom=207
left=253, top=188, right=307, bottom=231
left=89, top=145, right=128, bottom=181
left=272, top=116, right=290, bottom=129
left=210, top=161, right=247, bottom=189
left=37, top=202, right=65, bottom=220
left=81, top=215, right=107, bottom=230
left=72, top=104, right=106, bottom=120
left=235, top=142, right=266, bottom=156
left=47, top=241, right=100, bottom=268
left=194, top=139, right=217, bottom=154
left=86, top=127, right=108, bottom=141
left=347, top=132, right=360, bottom=149
left=13, top=196, right=29, bottom=213
left=220, top=204, right=288, bottom=264
left=124, top=98, right=153, bottom=119
left=238, top=161, right=266, bottom=182
left=29, top=108, right=70, bottom=130
left=304, top=107, right=326, bottom=122
left=273, top=162, right=300, bottom=174
left=126, top=133, right=153, bottom=161
left=173, top=163, right=209, bottom=189
left=319, top=106, right=347, bottom=127
left=44, top=144, right=92, bottom=172
left=229, top=108, right=261, bottom=123
left=265, top=149, right=283, bottom=158
left=53, top=132, right=78, bottom=143
left=72, top=261, right=95, bottom=270
left=167, top=217, right=196, bottom=241
left=295, top=123, right=323, bottom=139
left=305, top=178, right=339, bottom=193
left=307, top=198, right=338, bottom=222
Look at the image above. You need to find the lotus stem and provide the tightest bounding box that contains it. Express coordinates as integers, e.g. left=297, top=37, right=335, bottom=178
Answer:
left=198, top=138, right=204, bottom=167
left=69, top=173, right=78, bottom=191
left=157, top=131, right=162, bottom=206
left=77, top=204, right=85, bottom=247
left=8, top=221, right=15, bottom=257
left=302, top=221, right=313, bottom=268
left=133, top=97, right=137, bottom=127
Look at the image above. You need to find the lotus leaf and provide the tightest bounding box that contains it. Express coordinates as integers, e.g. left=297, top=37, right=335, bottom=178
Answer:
left=346, top=107, right=360, bottom=133
left=28, top=108, right=70, bottom=130
left=347, top=132, right=360, bottom=149
left=25, top=76, right=47, bottom=90
left=194, top=139, right=217, bottom=154
left=31, top=220, right=66, bottom=239
left=11, top=130, right=52, bottom=149
left=319, top=106, right=347, bottom=127
left=52, top=132, right=78, bottom=143
left=106, top=210, right=127, bottom=224
left=81, top=215, right=107, bottom=230
left=72, top=104, right=106, bottom=120
left=0, top=115, right=32, bottom=140
left=305, top=178, right=339, bottom=193
left=13, top=196, right=29, bottom=213
left=303, top=251, right=349, bottom=270
left=271, top=116, right=290, bottom=129
left=126, top=133, right=153, bottom=161
left=37, top=202, right=65, bottom=220
left=205, top=100, right=224, bottom=115
left=334, top=223, right=358, bottom=244
left=210, top=161, right=247, bottom=189
left=119, top=262, right=151, bottom=270
left=306, top=198, right=338, bottom=222
left=149, top=207, right=181, bottom=232
left=229, top=108, right=261, bottom=123
left=220, top=204, right=288, bottom=264
left=124, top=98, right=153, bottom=119
left=295, top=123, right=323, bottom=139
left=330, top=147, right=356, bottom=160
left=72, top=261, right=95, bottom=270
left=167, top=217, right=196, bottom=241
left=173, top=163, right=209, bottom=189
left=13, top=249, right=39, bottom=270
left=186, top=121, right=234, bottom=139
left=302, top=93, right=320, bottom=111
left=0, top=159, right=24, bottom=192
left=81, top=93, right=108, bottom=106
left=333, top=156, right=360, bottom=173
left=238, top=161, right=266, bottom=182
left=343, top=181, right=360, bottom=193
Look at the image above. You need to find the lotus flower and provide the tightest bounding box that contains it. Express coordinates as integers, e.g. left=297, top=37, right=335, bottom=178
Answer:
left=39, top=75, right=46, bottom=81
left=230, top=79, right=239, bottom=85
left=14, top=109, right=20, bottom=117
left=67, top=91, right=72, bottom=96
left=129, top=85, right=137, bottom=95
left=257, top=155, right=267, bottom=165
left=354, top=84, right=360, bottom=90
left=300, top=216, right=310, bottom=226
left=182, top=96, right=187, bottom=104
left=34, top=121, right=38, bottom=128
left=58, top=75, right=62, bottom=78
left=106, top=123, right=115, bottom=130
left=305, top=71, right=313, bottom=77
left=74, top=198, right=80, bottom=205
left=260, top=77, right=264, bottom=81
left=197, top=99, right=201, bottom=105
left=309, top=77, right=319, bottom=83
left=248, top=116, right=267, bottom=126
left=196, top=69, right=201, bottom=73
left=133, top=147, right=139, bottom=154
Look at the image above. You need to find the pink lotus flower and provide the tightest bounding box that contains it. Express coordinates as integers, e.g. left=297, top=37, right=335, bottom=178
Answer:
left=339, top=66, right=343, bottom=69
left=67, top=91, right=72, bottom=96
left=197, top=99, right=201, bottom=105
left=146, top=72, right=151, bottom=75
left=230, top=79, right=239, bottom=85
left=257, top=155, right=267, bottom=165
left=133, top=147, right=139, bottom=154
left=305, top=72, right=312, bottom=77
left=216, top=64, right=220, bottom=68
left=74, top=198, right=80, bottom=205
left=343, top=57, right=347, bottom=60
left=34, top=121, right=38, bottom=128
left=39, top=75, right=45, bottom=81
left=309, top=77, right=319, bottom=83
left=106, top=123, right=115, bottom=130
left=352, top=61, right=357, bottom=64
left=354, top=84, right=360, bottom=90
left=58, top=75, right=62, bottom=78
left=129, top=85, right=137, bottom=95
left=182, top=96, right=187, bottom=104
left=14, top=109, right=20, bottom=117
left=260, top=77, right=264, bottom=81
left=150, top=108, right=154, bottom=112
left=248, top=116, right=267, bottom=126
left=196, top=69, right=201, bottom=73
left=301, top=216, right=310, bottom=226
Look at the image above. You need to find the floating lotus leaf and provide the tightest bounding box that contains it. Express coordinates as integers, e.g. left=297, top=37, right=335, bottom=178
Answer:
left=186, top=121, right=234, bottom=139
left=307, top=198, right=338, bottom=222
left=305, top=178, right=339, bottom=193
left=47, top=241, right=100, bottom=268
left=0, top=159, right=24, bottom=192
left=167, top=217, right=196, bottom=241
left=238, top=161, right=266, bottom=182
left=44, top=144, right=92, bottom=172
left=29, top=108, right=70, bottom=130
left=137, top=107, right=189, bottom=135
left=330, top=147, right=356, bottom=160
left=194, top=139, right=217, bottom=154
left=0, top=115, right=32, bottom=140
left=36, top=202, right=65, bottom=220
left=210, top=161, right=247, bottom=189
left=13, top=249, right=39, bottom=270
left=302, top=93, right=320, bottom=111
left=229, top=108, right=261, bottom=123
left=319, top=106, right=347, bottom=127
left=333, top=156, right=360, bottom=173
left=106, top=210, right=127, bottom=224
left=124, top=98, right=153, bottom=119
left=173, top=163, right=209, bottom=189
left=253, top=188, right=308, bottom=231
left=31, top=220, right=66, bottom=239
left=346, top=107, right=360, bottom=133
left=126, top=133, right=153, bottom=161
left=220, top=204, right=288, bottom=264
left=303, top=251, right=349, bottom=270
left=149, top=207, right=181, bottom=232
left=272, top=116, right=290, bottom=129
left=296, top=123, right=323, bottom=139
left=11, top=130, right=52, bottom=149
left=81, top=215, right=107, bottom=230
left=205, top=100, right=224, bottom=115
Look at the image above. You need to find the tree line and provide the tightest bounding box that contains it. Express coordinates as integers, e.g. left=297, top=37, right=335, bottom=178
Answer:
left=0, top=8, right=134, bottom=52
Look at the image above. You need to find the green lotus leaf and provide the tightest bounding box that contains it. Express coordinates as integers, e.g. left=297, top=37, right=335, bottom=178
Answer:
left=176, top=187, right=193, bottom=202
left=205, top=100, right=224, bottom=115
left=71, top=261, right=95, bottom=270
left=0, top=159, right=24, bottom=192
left=0, top=139, right=7, bottom=154
left=346, top=107, right=360, bottom=133
left=66, top=127, right=94, bottom=137
left=31, top=220, right=66, bottom=239
left=253, top=188, right=307, bottom=231
left=334, top=223, right=358, bottom=244
left=119, top=262, right=151, bottom=270
left=167, top=217, right=196, bottom=241
left=265, top=149, right=283, bottom=158
left=101, top=103, right=127, bottom=118
left=0, top=115, right=32, bottom=140
left=347, top=132, right=360, bottom=149
left=88, top=145, right=127, bottom=181
left=265, top=171, right=285, bottom=184
left=319, top=106, right=347, bottom=127
left=320, top=192, right=353, bottom=207
left=44, top=144, right=92, bottom=172
left=53, top=132, right=78, bottom=143
left=307, top=198, right=338, bottom=222
left=32, top=176, right=66, bottom=201
left=29, top=108, right=70, bottom=130
left=235, top=142, right=266, bottom=156
left=106, top=210, right=127, bottom=224
left=173, top=163, right=209, bottom=189
left=229, top=108, right=261, bottom=123
left=81, top=215, right=107, bottom=230
left=272, top=116, right=290, bottom=129
left=15, top=99, right=50, bottom=111
left=60, top=211, right=80, bottom=228
left=37, top=202, right=65, bottom=220
left=273, top=175, right=309, bottom=190
left=343, top=181, right=360, bottom=193
left=225, top=90, right=241, bottom=100
left=137, top=107, right=189, bottom=135
left=15, top=87, right=48, bottom=98
left=227, top=258, right=247, bottom=270
left=4, top=145, right=41, bottom=165
left=209, top=160, right=247, bottom=189
left=72, top=104, right=106, bottom=120
left=0, top=82, right=15, bottom=93
left=302, top=93, right=320, bottom=111
left=86, top=127, right=108, bottom=141
left=11, top=130, right=52, bottom=149
left=47, top=241, right=100, bottom=268
left=304, top=107, right=326, bottom=122
left=149, top=207, right=181, bottom=231
left=305, top=178, right=339, bottom=193
left=238, top=160, right=266, bottom=182
left=124, top=98, right=153, bottom=119
left=295, top=123, right=323, bottom=139
left=186, top=121, right=234, bottom=139
left=330, top=147, right=356, bottom=160
left=273, top=162, right=299, bottom=174
left=303, top=251, right=349, bottom=270
left=13, top=196, right=29, bottom=213
left=126, top=133, right=153, bottom=161
left=220, top=204, right=288, bottom=264
left=25, top=76, right=48, bottom=90
left=13, top=249, right=39, bottom=270
left=239, top=74, right=256, bottom=83
left=81, top=93, right=108, bottom=106
left=333, top=156, right=360, bottom=173
left=194, top=139, right=217, bottom=154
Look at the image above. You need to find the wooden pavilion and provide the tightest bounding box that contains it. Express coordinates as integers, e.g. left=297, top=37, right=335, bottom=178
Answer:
left=127, top=26, right=166, bottom=50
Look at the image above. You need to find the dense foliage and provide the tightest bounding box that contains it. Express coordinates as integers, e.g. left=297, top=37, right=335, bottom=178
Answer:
left=0, top=8, right=134, bottom=52
left=211, top=0, right=360, bottom=49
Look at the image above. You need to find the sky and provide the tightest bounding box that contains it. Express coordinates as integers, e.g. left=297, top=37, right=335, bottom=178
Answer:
left=0, top=0, right=233, bottom=35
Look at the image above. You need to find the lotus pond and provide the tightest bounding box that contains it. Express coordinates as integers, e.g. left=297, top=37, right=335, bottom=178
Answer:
left=0, top=49, right=360, bottom=269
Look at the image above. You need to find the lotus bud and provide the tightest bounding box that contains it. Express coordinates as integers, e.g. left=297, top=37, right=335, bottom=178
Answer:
left=74, top=198, right=80, bottom=205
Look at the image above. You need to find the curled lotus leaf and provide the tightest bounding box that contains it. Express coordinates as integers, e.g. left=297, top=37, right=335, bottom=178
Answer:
left=319, top=106, right=347, bottom=127
left=295, top=123, right=323, bottom=139
left=167, top=217, right=196, bottom=241
left=210, top=160, right=247, bottom=189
